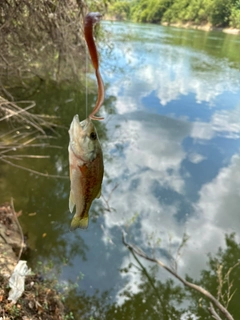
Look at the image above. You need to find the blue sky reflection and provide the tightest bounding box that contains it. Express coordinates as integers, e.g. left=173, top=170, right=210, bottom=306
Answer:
left=97, top=22, right=240, bottom=303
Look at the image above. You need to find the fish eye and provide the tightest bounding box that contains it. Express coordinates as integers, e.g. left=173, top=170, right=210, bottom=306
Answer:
left=90, top=131, right=97, bottom=140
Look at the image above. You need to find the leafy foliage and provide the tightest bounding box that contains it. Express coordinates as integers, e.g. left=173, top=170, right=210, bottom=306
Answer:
left=108, top=1, right=131, bottom=20
left=187, top=233, right=240, bottom=319
left=108, top=0, right=240, bottom=27
left=230, top=6, right=240, bottom=28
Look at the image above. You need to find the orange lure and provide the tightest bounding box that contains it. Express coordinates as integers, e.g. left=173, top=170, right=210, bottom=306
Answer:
left=68, top=12, right=104, bottom=230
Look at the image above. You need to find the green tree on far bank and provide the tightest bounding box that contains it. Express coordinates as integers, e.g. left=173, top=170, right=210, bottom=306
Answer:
left=108, top=0, right=240, bottom=28
left=108, top=1, right=132, bottom=20
left=230, top=0, right=240, bottom=28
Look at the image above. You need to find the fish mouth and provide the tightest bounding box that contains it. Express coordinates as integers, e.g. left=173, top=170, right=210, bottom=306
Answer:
left=72, top=115, right=91, bottom=132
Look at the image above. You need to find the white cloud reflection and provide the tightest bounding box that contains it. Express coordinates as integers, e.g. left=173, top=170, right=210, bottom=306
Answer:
left=101, top=109, right=240, bottom=305
left=100, top=22, right=240, bottom=308
left=105, top=38, right=240, bottom=110
left=182, top=153, right=240, bottom=280
left=194, top=154, right=240, bottom=232
left=103, top=112, right=189, bottom=229
left=191, top=106, right=240, bottom=140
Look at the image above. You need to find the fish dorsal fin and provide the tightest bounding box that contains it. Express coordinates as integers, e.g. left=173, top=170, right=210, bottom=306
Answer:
left=70, top=215, right=89, bottom=231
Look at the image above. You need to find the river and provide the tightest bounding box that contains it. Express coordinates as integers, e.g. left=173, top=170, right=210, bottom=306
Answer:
left=1, top=21, right=240, bottom=319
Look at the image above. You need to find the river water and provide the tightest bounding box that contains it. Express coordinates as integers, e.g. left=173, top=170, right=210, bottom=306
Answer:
left=1, top=21, right=240, bottom=319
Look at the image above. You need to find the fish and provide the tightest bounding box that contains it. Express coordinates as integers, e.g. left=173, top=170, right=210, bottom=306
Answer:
left=68, top=115, right=103, bottom=230
left=68, top=12, right=105, bottom=230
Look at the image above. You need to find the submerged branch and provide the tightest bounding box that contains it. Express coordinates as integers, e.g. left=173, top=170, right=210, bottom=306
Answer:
left=0, top=97, right=59, bottom=135
left=1, top=155, right=50, bottom=159
left=122, top=232, right=234, bottom=320
left=0, top=96, right=65, bottom=178
left=0, top=158, right=68, bottom=179
left=10, top=198, right=25, bottom=263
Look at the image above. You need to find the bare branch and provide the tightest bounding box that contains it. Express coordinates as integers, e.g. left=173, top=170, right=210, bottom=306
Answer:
left=209, top=303, right=223, bottom=320
left=102, top=183, right=119, bottom=212
left=1, top=155, right=50, bottom=159
left=122, top=232, right=234, bottom=320
left=10, top=198, right=24, bottom=263
left=0, top=157, right=68, bottom=179
left=0, top=0, right=88, bottom=87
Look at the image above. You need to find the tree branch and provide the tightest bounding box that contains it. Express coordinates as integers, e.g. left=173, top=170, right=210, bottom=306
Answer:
left=209, top=303, right=224, bottom=320
left=122, top=232, right=234, bottom=320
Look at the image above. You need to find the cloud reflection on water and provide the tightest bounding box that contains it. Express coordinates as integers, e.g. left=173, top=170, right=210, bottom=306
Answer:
left=100, top=22, right=240, bottom=304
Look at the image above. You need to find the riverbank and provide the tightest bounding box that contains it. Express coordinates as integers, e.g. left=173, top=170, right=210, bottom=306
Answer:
left=0, top=203, right=66, bottom=319
left=104, top=16, right=240, bottom=35
left=161, top=21, right=240, bottom=35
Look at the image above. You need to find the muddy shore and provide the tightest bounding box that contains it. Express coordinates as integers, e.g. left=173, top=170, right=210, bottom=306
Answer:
left=0, top=203, right=66, bottom=320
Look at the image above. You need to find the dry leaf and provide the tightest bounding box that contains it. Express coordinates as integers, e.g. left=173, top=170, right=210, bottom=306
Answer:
left=42, top=233, right=47, bottom=238
left=16, top=210, right=22, bottom=217
left=35, top=300, right=44, bottom=314
left=28, top=212, right=36, bottom=216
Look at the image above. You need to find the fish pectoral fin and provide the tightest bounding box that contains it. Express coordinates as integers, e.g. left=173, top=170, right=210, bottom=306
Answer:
left=96, top=187, right=102, bottom=199
left=69, top=191, right=75, bottom=213
left=70, top=215, right=89, bottom=231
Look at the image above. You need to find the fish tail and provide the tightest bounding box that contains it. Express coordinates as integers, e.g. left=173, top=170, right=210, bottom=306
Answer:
left=70, top=215, right=89, bottom=231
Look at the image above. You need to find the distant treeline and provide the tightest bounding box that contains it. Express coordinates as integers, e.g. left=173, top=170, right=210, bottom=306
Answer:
left=108, top=0, right=240, bottom=28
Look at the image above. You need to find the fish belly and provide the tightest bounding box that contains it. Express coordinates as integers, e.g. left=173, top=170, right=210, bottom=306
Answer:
left=68, top=142, right=103, bottom=230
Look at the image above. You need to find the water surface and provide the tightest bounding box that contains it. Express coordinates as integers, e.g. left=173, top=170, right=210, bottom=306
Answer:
left=1, top=21, right=240, bottom=319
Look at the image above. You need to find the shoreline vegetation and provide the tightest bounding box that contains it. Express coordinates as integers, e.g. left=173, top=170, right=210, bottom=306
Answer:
left=106, top=0, right=240, bottom=35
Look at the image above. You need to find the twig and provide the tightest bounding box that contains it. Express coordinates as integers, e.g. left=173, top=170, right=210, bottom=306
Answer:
left=122, top=232, right=234, bottom=320
left=0, top=144, right=62, bottom=156
left=0, top=157, right=68, bottom=179
left=0, top=101, right=36, bottom=122
left=10, top=198, right=24, bottom=262
left=131, top=248, right=165, bottom=313
left=102, top=183, right=119, bottom=212
left=209, top=303, right=224, bottom=320
left=1, top=154, right=50, bottom=159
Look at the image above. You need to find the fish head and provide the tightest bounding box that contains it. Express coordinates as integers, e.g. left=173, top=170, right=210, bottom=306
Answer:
left=68, top=115, right=101, bottom=162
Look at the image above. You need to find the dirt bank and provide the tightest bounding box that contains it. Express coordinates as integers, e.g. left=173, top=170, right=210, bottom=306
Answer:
left=0, top=203, right=66, bottom=320
left=161, top=21, right=240, bottom=35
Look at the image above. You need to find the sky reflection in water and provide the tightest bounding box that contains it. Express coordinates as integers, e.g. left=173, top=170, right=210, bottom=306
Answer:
left=85, top=21, right=240, bottom=303
left=4, top=21, right=239, bottom=310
